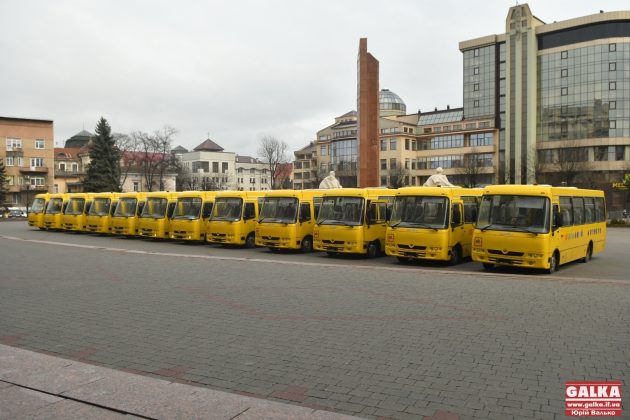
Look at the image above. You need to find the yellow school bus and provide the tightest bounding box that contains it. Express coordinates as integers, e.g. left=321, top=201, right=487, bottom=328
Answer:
left=42, top=193, right=69, bottom=230
left=169, top=191, right=216, bottom=241
left=207, top=191, right=264, bottom=247
left=386, top=187, right=482, bottom=264
left=110, top=192, right=147, bottom=236
left=86, top=192, right=120, bottom=234
left=62, top=193, right=94, bottom=232
left=255, top=190, right=322, bottom=252
left=137, top=192, right=180, bottom=239
left=472, top=185, right=606, bottom=274
left=27, top=193, right=51, bottom=229
left=313, top=188, right=394, bottom=257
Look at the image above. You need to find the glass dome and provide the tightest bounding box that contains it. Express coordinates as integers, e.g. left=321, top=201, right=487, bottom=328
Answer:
left=379, top=89, right=406, bottom=115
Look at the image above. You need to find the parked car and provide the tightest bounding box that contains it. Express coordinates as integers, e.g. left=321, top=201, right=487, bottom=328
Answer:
left=7, top=209, right=27, bottom=218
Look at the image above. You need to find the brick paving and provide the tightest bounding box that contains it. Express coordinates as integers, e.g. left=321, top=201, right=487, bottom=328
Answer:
left=0, top=225, right=629, bottom=419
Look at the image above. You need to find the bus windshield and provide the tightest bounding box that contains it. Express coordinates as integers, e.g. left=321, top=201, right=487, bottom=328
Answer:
left=65, top=198, right=85, bottom=215
left=173, top=198, right=202, bottom=219
left=114, top=198, right=137, bottom=217
left=31, top=198, right=46, bottom=213
left=390, top=196, right=448, bottom=229
left=259, top=197, right=298, bottom=223
left=477, top=195, right=549, bottom=233
left=141, top=198, right=168, bottom=218
left=45, top=198, right=63, bottom=214
left=317, top=197, right=363, bottom=226
left=212, top=198, right=242, bottom=221
left=89, top=198, right=111, bottom=216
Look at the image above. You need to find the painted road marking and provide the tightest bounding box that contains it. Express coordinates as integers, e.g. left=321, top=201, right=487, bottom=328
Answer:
left=1, top=234, right=627, bottom=286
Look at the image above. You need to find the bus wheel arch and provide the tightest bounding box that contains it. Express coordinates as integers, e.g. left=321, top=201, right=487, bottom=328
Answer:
left=581, top=241, right=593, bottom=263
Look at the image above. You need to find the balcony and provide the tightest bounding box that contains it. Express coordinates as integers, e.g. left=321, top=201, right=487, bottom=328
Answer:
left=9, top=184, right=49, bottom=192
left=55, top=170, right=86, bottom=177
left=19, top=166, right=49, bottom=174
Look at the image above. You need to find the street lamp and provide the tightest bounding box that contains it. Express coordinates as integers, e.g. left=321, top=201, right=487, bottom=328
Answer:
left=24, top=175, right=30, bottom=214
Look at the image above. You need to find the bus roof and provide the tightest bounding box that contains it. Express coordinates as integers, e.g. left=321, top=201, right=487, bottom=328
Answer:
left=319, top=188, right=395, bottom=199
left=481, top=184, right=604, bottom=197
left=394, top=186, right=482, bottom=198
left=263, top=189, right=321, bottom=200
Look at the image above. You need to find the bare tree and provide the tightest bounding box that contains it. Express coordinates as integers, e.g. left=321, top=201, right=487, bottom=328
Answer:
left=131, top=126, right=178, bottom=191
left=257, top=136, right=289, bottom=189
left=388, top=163, right=410, bottom=188
left=114, top=132, right=139, bottom=191
left=456, top=149, right=488, bottom=188
left=551, top=143, right=590, bottom=186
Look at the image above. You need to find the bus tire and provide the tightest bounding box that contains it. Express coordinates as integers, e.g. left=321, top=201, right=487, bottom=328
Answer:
left=245, top=233, right=256, bottom=248
left=449, top=245, right=461, bottom=266
left=581, top=242, right=593, bottom=263
left=547, top=251, right=559, bottom=274
left=300, top=236, right=313, bottom=253
left=482, top=262, right=495, bottom=270
left=367, top=241, right=379, bottom=258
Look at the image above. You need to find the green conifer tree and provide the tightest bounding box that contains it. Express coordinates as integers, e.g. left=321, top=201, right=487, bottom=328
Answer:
left=83, top=117, right=121, bottom=192
left=0, top=159, right=8, bottom=205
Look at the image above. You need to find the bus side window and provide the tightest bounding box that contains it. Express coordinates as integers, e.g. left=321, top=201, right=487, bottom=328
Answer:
left=243, top=202, right=256, bottom=220
left=110, top=203, right=117, bottom=216
left=202, top=202, right=213, bottom=219
left=136, top=202, right=145, bottom=216
left=167, top=202, right=176, bottom=219
left=559, top=197, right=573, bottom=226
left=299, top=203, right=311, bottom=222
left=572, top=197, right=584, bottom=225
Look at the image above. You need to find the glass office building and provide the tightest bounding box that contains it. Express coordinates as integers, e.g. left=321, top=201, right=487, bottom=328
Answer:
left=460, top=5, right=630, bottom=196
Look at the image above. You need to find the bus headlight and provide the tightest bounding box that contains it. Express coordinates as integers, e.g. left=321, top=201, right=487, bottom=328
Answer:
left=430, top=246, right=442, bottom=251
left=527, top=253, right=543, bottom=258
left=386, top=233, right=394, bottom=243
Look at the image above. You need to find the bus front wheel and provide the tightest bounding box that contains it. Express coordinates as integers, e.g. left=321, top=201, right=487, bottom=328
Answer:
left=547, top=252, right=559, bottom=274
left=366, top=241, right=379, bottom=258
left=581, top=243, right=593, bottom=263
left=300, top=236, right=313, bottom=253
left=245, top=233, right=256, bottom=248
left=449, top=245, right=461, bottom=266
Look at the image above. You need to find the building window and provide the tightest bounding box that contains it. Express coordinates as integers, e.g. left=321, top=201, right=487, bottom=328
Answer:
left=59, top=163, right=66, bottom=171
left=222, top=162, right=228, bottom=173
left=609, top=62, right=616, bottom=71
left=423, top=128, right=432, bottom=134
left=473, top=83, right=479, bottom=91
left=473, top=67, right=479, bottom=75
left=320, top=145, right=327, bottom=156
left=408, top=128, right=413, bottom=134
left=405, top=139, right=410, bottom=150
left=609, top=82, right=616, bottom=91
left=5, top=157, right=13, bottom=166
left=380, top=140, right=387, bottom=151
left=6, top=138, right=22, bottom=149
left=380, top=176, right=387, bottom=186
left=54, top=184, right=58, bottom=193
left=35, top=139, right=45, bottom=149
left=561, top=50, right=568, bottom=59
left=473, top=100, right=479, bottom=108
left=389, top=139, right=397, bottom=150
left=380, top=159, right=387, bottom=170
left=561, top=69, right=568, bottom=77
left=610, top=120, right=616, bottom=129
left=610, top=101, right=616, bottom=110
left=561, top=87, right=568, bottom=96
left=71, top=163, right=78, bottom=172
left=133, top=182, right=140, bottom=192
left=609, top=43, right=616, bottom=52
left=212, top=162, right=219, bottom=173
left=30, top=158, right=44, bottom=167
left=473, top=48, right=479, bottom=57
left=250, top=168, right=255, bottom=175
left=389, top=158, right=397, bottom=169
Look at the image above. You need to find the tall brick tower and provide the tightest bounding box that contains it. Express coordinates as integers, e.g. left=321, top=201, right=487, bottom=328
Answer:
left=357, top=38, right=379, bottom=188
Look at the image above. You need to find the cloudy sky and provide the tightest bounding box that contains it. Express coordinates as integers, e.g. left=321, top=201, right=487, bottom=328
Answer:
left=1, top=0, right=626, bottom=156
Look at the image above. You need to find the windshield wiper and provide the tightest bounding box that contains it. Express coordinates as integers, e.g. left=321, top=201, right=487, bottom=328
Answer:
left=389, top=221, right=402, bottom=228
left=408, top=222, right=439, bottom=230
left=480, top=223, right=499, bottom=231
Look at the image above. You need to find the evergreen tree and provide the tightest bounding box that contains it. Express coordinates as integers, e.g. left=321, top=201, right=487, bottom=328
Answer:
left=0, top=159, right=8, bottom=205
left=83, top=117, right=121, bottom=192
